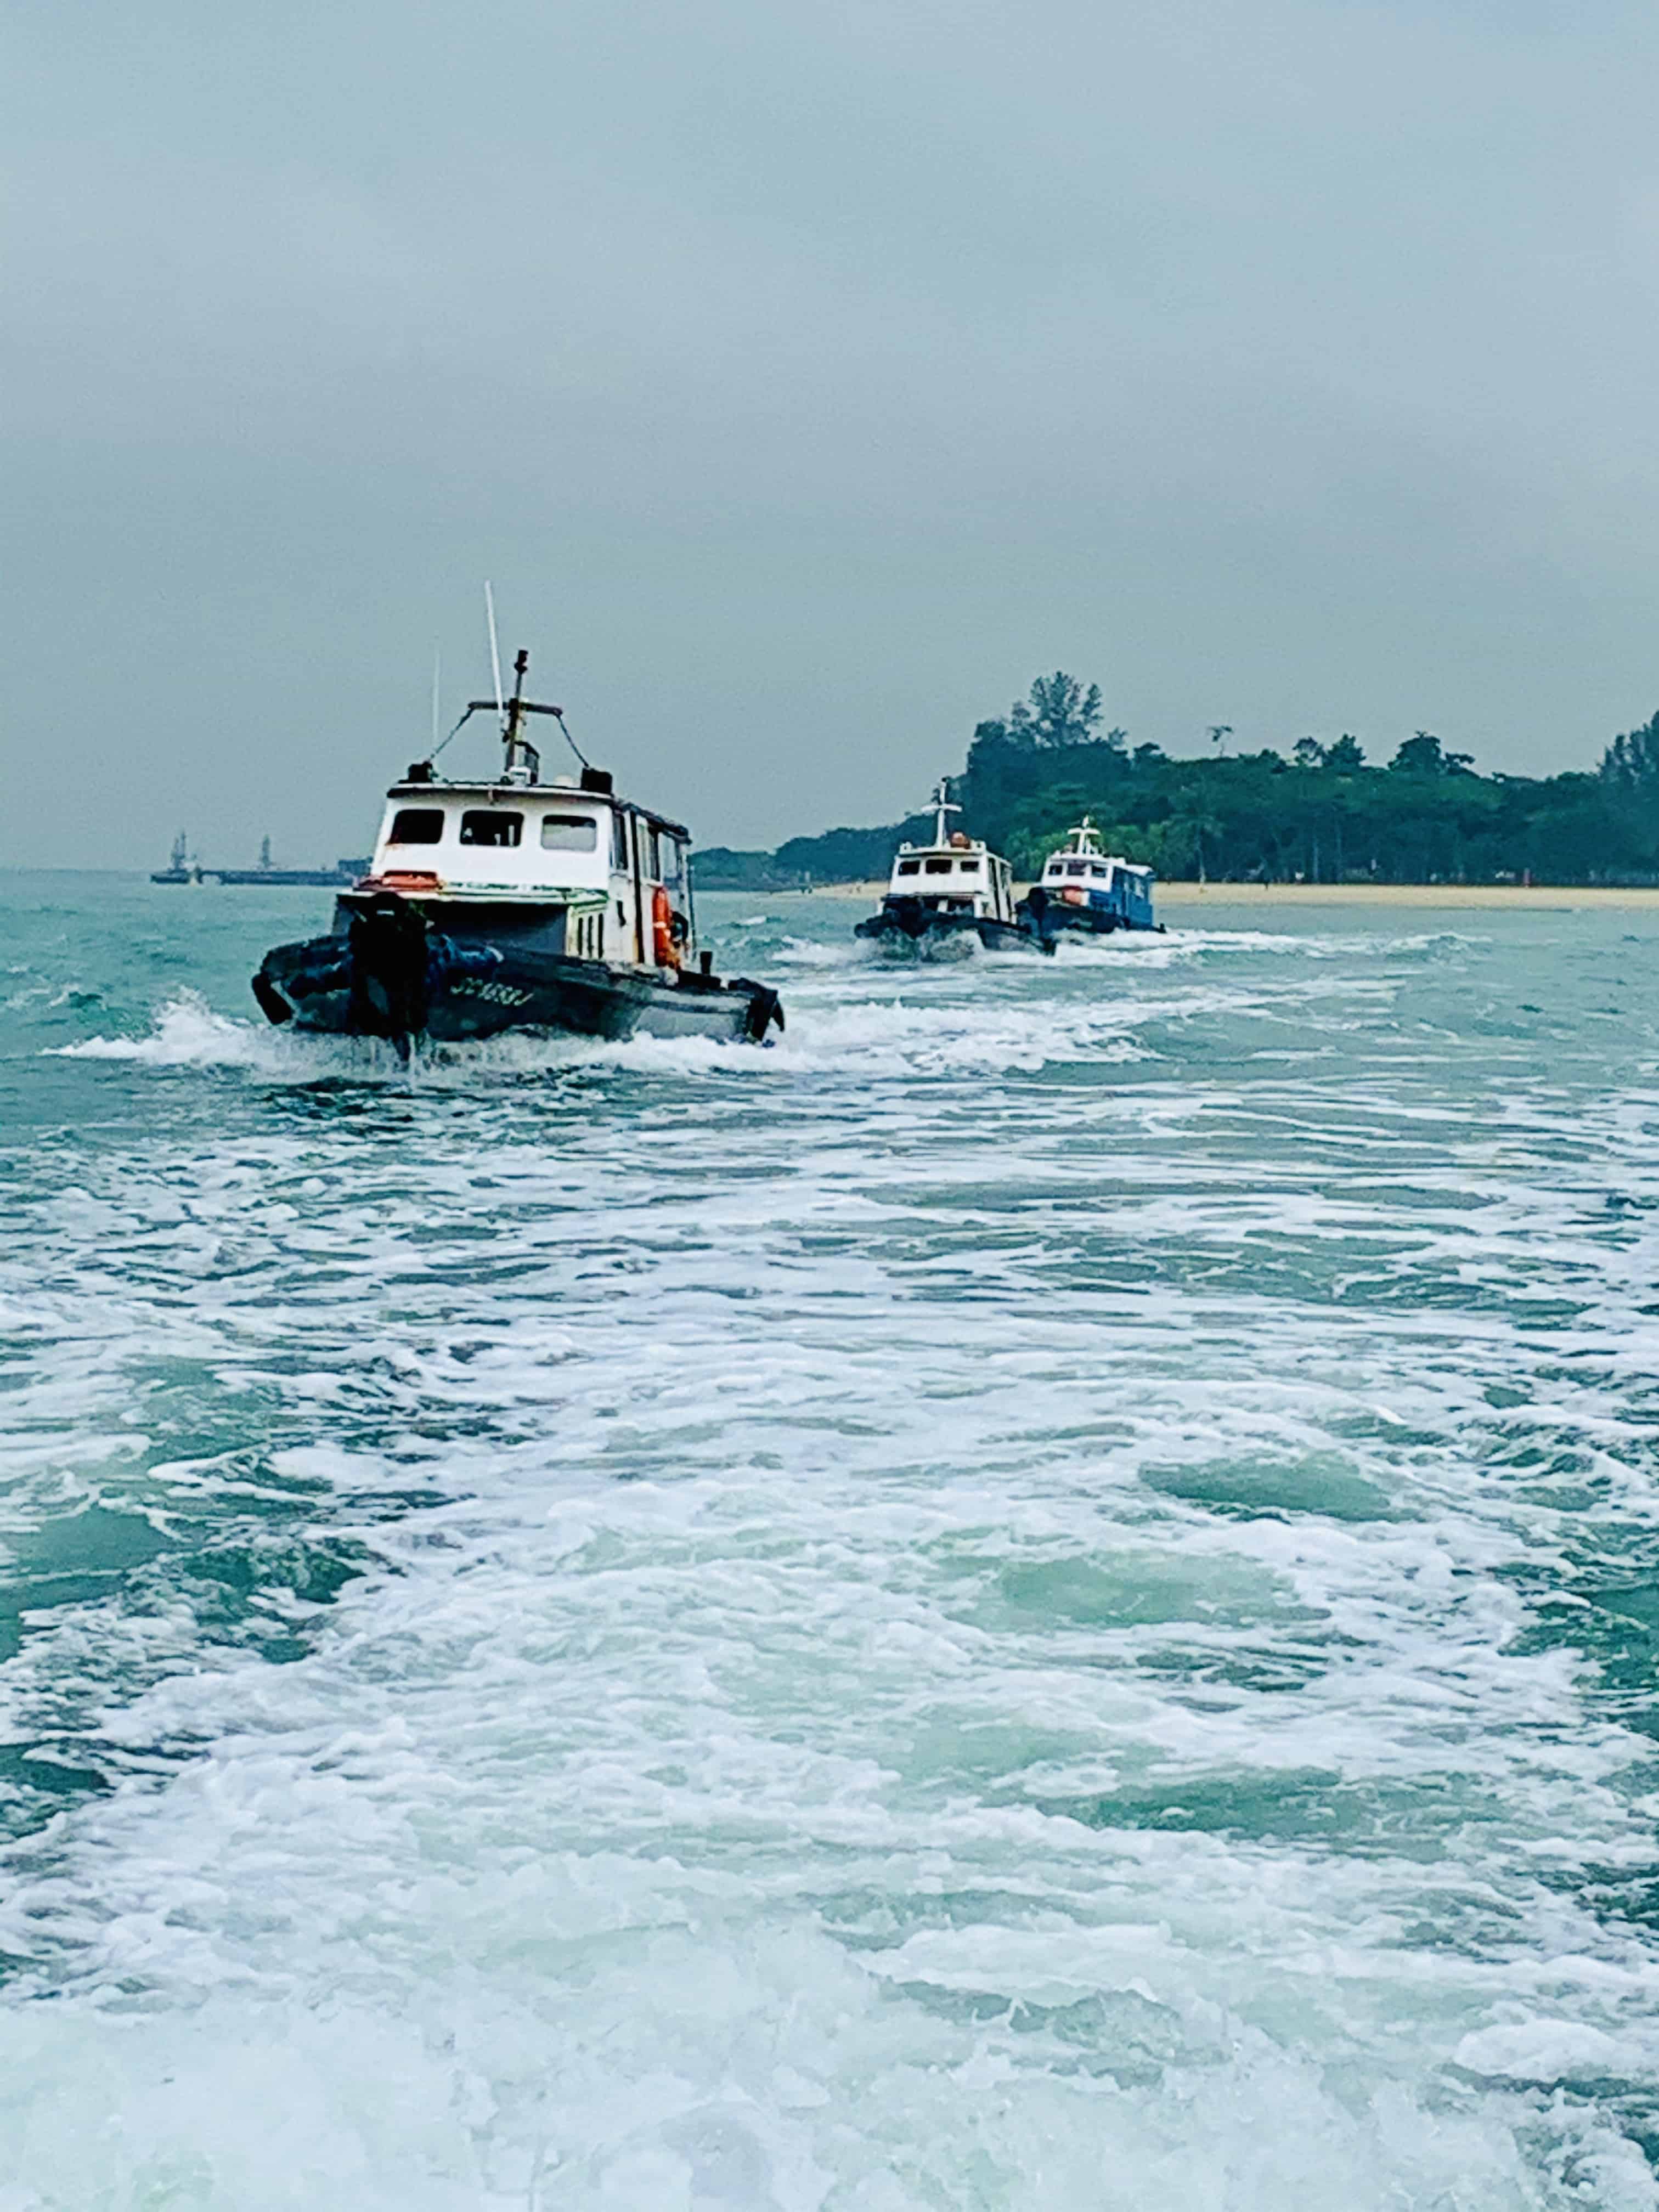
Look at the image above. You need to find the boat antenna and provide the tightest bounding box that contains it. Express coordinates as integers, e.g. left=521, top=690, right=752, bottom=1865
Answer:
left=423, top=632, right=597, bottom=778
left=484, top=581, right=505, bottom=733
left=931, top=776, right=961, bottom=845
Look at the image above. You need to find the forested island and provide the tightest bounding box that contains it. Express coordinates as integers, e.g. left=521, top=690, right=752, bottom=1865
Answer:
left=699, top=676, right=1659, bottom=888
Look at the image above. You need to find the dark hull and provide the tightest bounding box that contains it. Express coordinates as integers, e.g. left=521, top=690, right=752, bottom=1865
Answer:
left=1030, top=909, right=1163, bottom=938
left=1017, top=893, right=1162, bottom=941
left=253, top=902, right=783, bottom=1049
left=216, top=869, right=359, bottom=887
left=854, top=904, right=1052, bottom=960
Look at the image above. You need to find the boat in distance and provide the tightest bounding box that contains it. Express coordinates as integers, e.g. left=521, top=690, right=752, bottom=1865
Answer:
left=854, top=780, right=1053, bottom=960
left=152, top=833, right=370, bottom=887
left=1018, top=816, right=1162, bottom=940
left=216, top=838, right=371, bottom=887
left=151, top=832, right=202, bottom=885
left=251, top=648, right=785, bottom=1054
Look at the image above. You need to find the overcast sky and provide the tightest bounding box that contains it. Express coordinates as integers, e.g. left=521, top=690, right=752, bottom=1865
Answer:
left=5, top=0, right=1658, bottom=867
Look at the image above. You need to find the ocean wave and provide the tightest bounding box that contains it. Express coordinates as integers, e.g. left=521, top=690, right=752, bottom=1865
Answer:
left=44, top=984, right=1165, bottom=1086
left=9, top=889, right=1659, bottom=2207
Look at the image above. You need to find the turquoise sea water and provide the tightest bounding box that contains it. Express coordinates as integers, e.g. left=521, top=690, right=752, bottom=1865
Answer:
left=4, top=872, right=1659, bottom=2208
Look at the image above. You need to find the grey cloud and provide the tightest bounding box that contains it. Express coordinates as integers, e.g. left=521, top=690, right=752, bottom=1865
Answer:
left=5, top=0, right=1657, bottom=866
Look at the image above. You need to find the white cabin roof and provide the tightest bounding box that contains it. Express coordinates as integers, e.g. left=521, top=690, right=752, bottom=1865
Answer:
left=1040, top=816, right=1154, bottom=881
left=1041, top=851, right=1154, bottom=878
left=889, top=836, right=1005, bottom=878
left=359, top=775, right=692, bottom=902
left=384, top=774, right=689, bottom=840
left=896, top=834, right=989, bottom=857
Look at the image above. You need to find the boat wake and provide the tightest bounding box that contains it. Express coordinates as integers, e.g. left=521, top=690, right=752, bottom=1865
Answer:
left=47, top=984, right=1167, bottom=1086
left=50, top=991, right=294, bottom=1069
left=10, top=884, right=1659, bottom=2208
left=42, top=957, right=1408, bottom=1098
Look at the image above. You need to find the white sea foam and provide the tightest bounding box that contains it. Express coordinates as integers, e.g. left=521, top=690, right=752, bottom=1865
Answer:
left=49, top=989, right=296, bottom=1069
left=46, top=984, right=1158, bottom=1086
left=771, top=934, right=863, bottom=968
left=7, top=899, right=1659, bottom=2205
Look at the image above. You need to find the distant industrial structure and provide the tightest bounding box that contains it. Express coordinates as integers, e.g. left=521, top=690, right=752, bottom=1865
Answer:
left=152, top=834, right=369, bottom=887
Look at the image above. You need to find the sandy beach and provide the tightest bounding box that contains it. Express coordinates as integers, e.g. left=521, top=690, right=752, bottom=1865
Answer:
left=788, top=880, right=1659, bottom=911
left=1156, top=881, right=1659, bottom=909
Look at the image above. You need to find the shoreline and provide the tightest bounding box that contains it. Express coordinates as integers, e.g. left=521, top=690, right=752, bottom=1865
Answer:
left=1158, top=881, right=1659, bottom=910
left=717, top=881, right=1659, bottom=911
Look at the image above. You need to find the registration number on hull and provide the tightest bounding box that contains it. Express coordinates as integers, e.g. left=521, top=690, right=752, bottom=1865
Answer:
left=450, top=979, right=534, bottom=1008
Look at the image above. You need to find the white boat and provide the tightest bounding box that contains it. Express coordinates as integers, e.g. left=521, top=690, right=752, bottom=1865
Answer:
left=252, top=647, right=784, bottom=1053
left=854, top=780, right=1049, bottom=960
left=1018, top=816, right=1159, bottom=939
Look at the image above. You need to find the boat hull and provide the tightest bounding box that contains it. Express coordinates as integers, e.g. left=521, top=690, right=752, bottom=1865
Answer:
left=1033, top=909, right=1163, bottom=936
left=253, top=902, right=783, bottom=1049
left=854, top=903, right=1052, bottom=960
left=216, top=868, right=360, bottom=887
left=1018, top=889, right=1163, bottom=941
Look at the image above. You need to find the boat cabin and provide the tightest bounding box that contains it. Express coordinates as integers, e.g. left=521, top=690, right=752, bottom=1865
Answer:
left=885, top=783, right=1017, bottom=926
left=1039, top=817, right=1155, bottom=926
left=314, top=646, right=703, bottom=972
left=347, top=768, right=693, bottom=970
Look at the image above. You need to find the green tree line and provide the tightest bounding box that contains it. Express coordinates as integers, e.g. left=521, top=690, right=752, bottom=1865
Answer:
left=697, top=677, right=1659, bottom=888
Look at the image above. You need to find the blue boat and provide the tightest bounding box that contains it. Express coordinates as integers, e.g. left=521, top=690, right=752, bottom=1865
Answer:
left=1018, top=817, right=1161, bottom=940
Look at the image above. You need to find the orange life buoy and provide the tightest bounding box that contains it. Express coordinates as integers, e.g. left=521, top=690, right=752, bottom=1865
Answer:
left=652, top=884, right=679, bottom=968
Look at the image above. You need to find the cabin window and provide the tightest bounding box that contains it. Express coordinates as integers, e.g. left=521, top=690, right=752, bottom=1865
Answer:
left=957, top=858, right=981, bottom=873
left=1090, top=864, right=1109, bottom=878
left=897, top=859, right=921, bottom=877
left=540, top=812, right=598, bottom=851
left=662, top=837, right=687, bottom=893
left=923, top=857, right=951, bottom=875
left=647, top=827, right=662, bottom=881
left=388, top=808, right=444, bottom=845
left=1065, top=860, right=1087, bottom=876
left=460, top=810, right=522, bottom=848
left=611, top=812, right=629, bottom=871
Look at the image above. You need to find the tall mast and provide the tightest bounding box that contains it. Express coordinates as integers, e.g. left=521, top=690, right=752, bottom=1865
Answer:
left=502, top=648, right=541, bottom=784
left=932, top=776, right=962, bottom=845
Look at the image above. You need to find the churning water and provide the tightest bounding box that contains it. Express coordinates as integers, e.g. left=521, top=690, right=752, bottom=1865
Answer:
left=4, top=872, right=1659, bottom=2209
